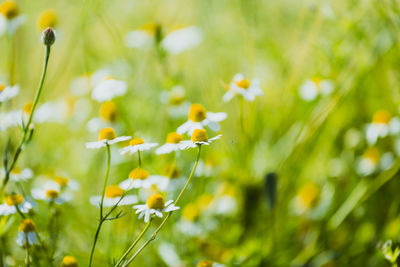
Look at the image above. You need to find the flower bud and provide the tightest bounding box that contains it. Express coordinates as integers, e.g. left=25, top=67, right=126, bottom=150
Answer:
left=41, top=27, right=56, bottom=46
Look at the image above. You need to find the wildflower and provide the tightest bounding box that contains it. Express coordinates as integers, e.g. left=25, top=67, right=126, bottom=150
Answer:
left=161, top=26, right=203, bottom=55
left=160, top=85, right=191, bottom=118
left=87, top=101, right=119, bottom=132
left=52, top=175, right=80, bottom=191
left=90, top=185, right=137, bottom=207
left=31, top=187, right=69, bottom=204
left=119, top=138, right=158, bottom=155
left=0, top=0, right=24, bottom=36
left=179, top=129, right=221, bottom=150
left=0, top=109, right=21, bottom=131
left=0, top=83, right=19, bottom=102
left=0, top=193, right=32, bottom=215
left=91, top=77, right=127, bottom=102
left=0, top=0, right=18, bottom=19
left=0, top=166, right=33, bottom=182
left=34, top=100, right=69, bottom=123
left=85, top=127, right=131, bottom=149
left=119, top=167, right=168, bottom=190
left=37, top=9, right=57, bottom=30
left=133, top=193, right=179, bottom=222
left=41, top=27, right=56, bottom=46
left=299, top=77, right=333, bottom=101
left=357, top=147, right=393, bottom=176
left=197, top=260, right=225, bottom=267
left=223, top=73, right=263, bottom=102
left=295, top=182, right=320, bottom=212
left=70, top=70, right=109, bottom=96
left=366, top=110, right=400, bottom=145
left=124, top=22, right=160, bottom=48
left=16, top=219, right=39, bottom=247
left=177, top=104, right=227, bottom=135
left=156, top=132, right=184, bottom=154
left=60, top=256, right=78, bottom=267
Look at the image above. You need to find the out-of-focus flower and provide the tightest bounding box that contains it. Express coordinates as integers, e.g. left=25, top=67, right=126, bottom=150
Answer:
left=51, top=175, right=79, bottom=191
left=91, top=77, right=127, bottom=102
left=34, top=100, right=69, bottom=123
left=357, top=147, right=394, bottom=176
left=160, top=85, right=191, bottom=118
left=85, top=127, right=131, bottom=149
left=0, top=84, right=19, bottom=102
left=156, top=132, right=184, bottom=154
left=119, top=167, right=168, bottom=190
left=16, top=219, right=39, bottom=247
left=177, top=104, right=227, bottom=135
left=0, top=109, right=21, bottom=131
left=0, top=0, right=25, bottom=36
left=223, top=73, right=263, bottom=102
left=299, top=77, right=333, bottom=101
left=60, top=256, right=78, bottom=267
left=294, top=182, right=320, bottom=213
left=0, top=194, right=32, bottom=215
left=70, top=70, right=109, bottom=97
left=366, top=110, right=400, bottom=145
left=87, top=101, right=119, bottom=132
left=37, top=9, right=57, bottom=30
left=197, top=260, right=225, bottom=267
left=0, top=167, right=33, bottom=182
left=90, top=185, right=137, bottom=207
left=179, top=129, right=221, bottom=150
left=31, top=185, right=70, bottom=205
left=124, top=22, right=160, bottom=48
left=120, top=138, right=158, bottom=155
left=134, top=194, right=179, bottom=222
left=161, top=26, right=203, bottom=55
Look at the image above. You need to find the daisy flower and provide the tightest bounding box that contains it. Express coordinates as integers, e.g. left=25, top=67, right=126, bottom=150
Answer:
left=357, top=147, right=393, bottom=176
left=0, top=0, right=25, bottom=36
left=0, top=83, right=19, bottom=102
left=90, top=185, right=137, bottom=207
left=0, top=194, right=32, bottom=216
left=119, top=138, right=158, bottom=155
left=160, top=85, right=191, bottom=118
left=34, top=100, right=69, bottom=124
left=366, top=110, right=400, bottom=145
left=91, top=77, right=127, bottom=102
left=70, top=70, right=109, bottom=97
left=161, top=26, right=203, bottom=55
left=51, top=175, right=80, bottom=191
left=223, top=73, right=263, bottom=102
left=60, top=256, right=78, bottom=267
left=156, top=132, right=184, bottom=155
left=177, top=104, right=227, bottom=135
left=133, top=194, right=179, bottom=223
left=31, top=187, right=69, bottom=205
left=16, top=219, right=39, bottom=247
left=85, top=127, right=131, bottom=149
left=37, top=9, right=57, bottom=31
left=124, top=22, right=160, bottom=48
left=119, top=167, right=167, bottom=190
left=299, top=77, right=334, bottom=101
left=87, top=101, right=118, bottom=132
left=179, top=129, right=222, bottom=150
left=0, top=166, right=33, bottom=182
left=0, top=109, right=21, bottom=131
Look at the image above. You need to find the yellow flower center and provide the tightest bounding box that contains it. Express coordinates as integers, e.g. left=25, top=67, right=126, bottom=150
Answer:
left=0, top=84, right=5, bottom=92
left=182, top=203, right=200, bottom=221
left=5, top=194, right=23, bottom=206
left=105, top=185, right=124, bottom=198
left=0, top=0, right=18, bottom=20
left=198, top=260, right=214, bottom=267
left=99, top=101, right=117, bottom=122
left=298, top=183, right=320, bottom=208
left=166, top=132, right=183, bottom=144
left=363, top=147, right=380, bottom=163
left=372, top=110, right=391, bottom=124
left=18, top=219, right=36, bottom=233
left=60, top=256, right=78, bottom=267
left=37, top=9, right=57, bottom=30
left=163, top=164, right=180, bottom=179
left=140, top=22, right=158, bottom=34
left=22, top=102, right=33, bottom=115
left=129, top=168, right=149, bottom=180
left=54, top=176, right=69, bottom=187
left=170, top=94, right=185, bottom=105
left=196, top=194, right=213, bottom=211
left=146, top=194, right=165, bottom=210
left=191, top=129, right=208, bottom=143
left=311, top=77, right=323, bottom=91
left=11, top=166, right=21, bottom=174
left=130, top=138, right=144, bottom=146
left=46, top=189, right=59, bottom=199
left=98, top=127, right=116, bottom=141
left=188, top=104, right=207, bottom=122
left=236, top=79, right=250, bottom=89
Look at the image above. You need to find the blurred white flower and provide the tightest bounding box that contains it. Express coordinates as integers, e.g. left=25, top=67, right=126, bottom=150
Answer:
left=85, top=127, right=131, bottom=149
left=119, top=167, right=168, bottom=191
left=70, top=70, right=109, bottom=97
left=223, top=73, right=263, bottom=102
left=16, top=219, right=38, bottom=247
left=90, top=185, right=137, bottom=207
left=160, top=85, right=191, bottom=118
left=0, top=84, right=19, bottom=102
left=366, top=110, right=400, bottom=145
left=0, top=167, right=33, bottom=182
left=161, top=26, right=203, bottom=55
left=0, top=194, right=32, bottom=215
left=120, top=138, right=158, bottom=155
left=299, top=78, right=333, bottom=101
left=125, top=22, right=158, bottom=48
left=91, top=77, right=127, bottom=102
left=156, top=132, right=184, bottom=155
left=357, top=147, right=383, bottom=176
left=34, top=100, right=69, bottom=123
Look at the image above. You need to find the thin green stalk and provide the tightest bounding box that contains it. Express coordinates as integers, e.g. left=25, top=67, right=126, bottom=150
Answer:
left=124, top=146, right=202, bottom=266
left=25, top=236, right=30, bottom=267
left=115, top=219, right=152, bottom=266
left=138, top=150, right=141, bottom=168
left=15, top=205, right=26, bottom=219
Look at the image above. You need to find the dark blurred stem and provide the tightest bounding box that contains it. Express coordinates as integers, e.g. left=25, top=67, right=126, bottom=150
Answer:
left=25, top=237, right=30, bottom=267
left=138, top=150, right=141, bottom=168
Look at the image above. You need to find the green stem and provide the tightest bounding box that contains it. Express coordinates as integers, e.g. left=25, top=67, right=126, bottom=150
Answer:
left=124, top=146, right=202, bottom=266
left=138, top=150, right=141, bottom=168
left=15, top=205, right=26, bottom=219
left=115, top=219, right=152, bottom=266
left=88, top=220, right=103, bottom=267
left=25, top=236, right=30, bottom=267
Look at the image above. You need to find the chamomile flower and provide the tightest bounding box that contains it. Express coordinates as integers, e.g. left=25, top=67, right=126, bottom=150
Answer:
left=16, top=219, right=39, bottom=247
left=223, top=73, right=263, bottom=102
left=87, top=101, right=118, bottom=132
left=119, top=138, right=158, bottom=155
left=179, top=129, right=222, bottom=150
left=133, top=194, right=179, bottom=223
left=119, top=167, right=168, bottom=190
left=0, top=109, right=21, bottom=131
left=161, top=26, right=203, bottom=55
left=90, top=185, right=137, bottom=207
left=0, top=194, right=32, bottom=216
left=299, top=77, right=334, bottom=101
left=294, top=182, right=320, bottom=213
left=0, top=167, right=33, bottom=182
left=51, top=175, right=79, bottom=191
left=160, top=85, right=191, bottom=118
left=124, top=22, right=160, bottom=48
left=31, top=187, right=69, bottom=204
left=197, top=260, right=225, bottom=267
left=366, top=110, right=400, bottom=145
left=34, top=100, right=69, bottom=123
left=177, top=104, right=227, bottom=135
left=0, top=0, right=25, bottom=36
left=37, top=9, right=57, bottom=31
left=60, top=256, right=78, bottom=267
left=357, top=147, right=393, bottom=176
left=70, top=70, right=109, bottom=97
left=91, top=77, right=127, bottom=102
left=0, top=83, right=19, bottom=102
left=85, top=127, right=131, bottom=149
left=156, top=132, right=184, bottom=154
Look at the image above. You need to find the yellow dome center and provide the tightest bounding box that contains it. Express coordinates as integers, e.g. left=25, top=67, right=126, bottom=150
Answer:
left=130, top=138, right=144, bottom=146
left=46, top=189, right=59, bottom=199
left=191, top=129, right=208, bottom=142
left=0, top=84, right=5, bottom=92
left=98, top=127, right=116, bottom=141
left=18, top=219, right=36, bottom=233
left=363, top=147, right=380, bottom=163
left=37, top=9, right=57, bottom=30
left=60, top=256, right=78, bottom=267
left=372, top=110, right=391, bottom=124
left=99, top=101, right=117, bottom=122
left=188, top=104, right=207, bottom=122
left=0, top=0, right=18, bottom=20
left=166, top=132, right=183, bottom=144
left=54, top=176, right=69, bottom=187
left=140, top=22, right=159, bottom=34
left=298, top=183, right=320, bottom=208
left=129, top=168, right=149, bottom=180
left=5, top=194, right=23, bottom=206
left=163, top=164, right=180, bottom=179
left=197, top=260, right=214, bottom=267
left=236, top=79, right=250, bottom=89
left=11, top=166, right=21, bottom=174
left=182, top=203, right=200, bottom=221
left=23, top=102, right=33, bottom=115
left=146, top=194, right=165, bottom=210
left=105, top=185, right=124, bottom=198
